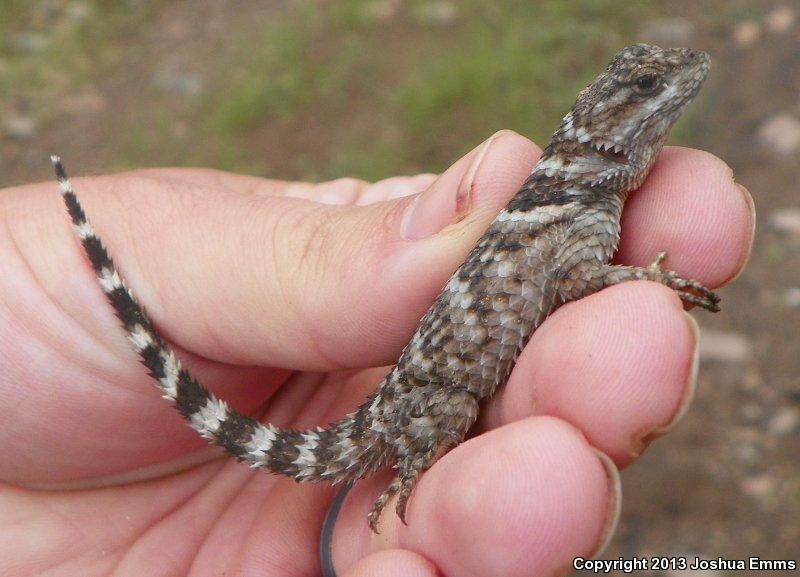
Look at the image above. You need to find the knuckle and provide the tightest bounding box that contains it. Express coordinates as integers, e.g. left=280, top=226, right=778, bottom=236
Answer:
left=296, top=213, right=337, bottom=274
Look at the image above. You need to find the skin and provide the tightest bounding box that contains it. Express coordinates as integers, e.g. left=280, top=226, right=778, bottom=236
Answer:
left=0, top=131, right=753, bottom=576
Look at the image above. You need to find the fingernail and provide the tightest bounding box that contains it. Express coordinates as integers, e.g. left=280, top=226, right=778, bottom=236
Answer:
left=726, top=182, right=756, bottom=284
left=589, top=449, right=622, bottom=559
left=632, top=312, right=700, bottom=455
left=400, top=131, right=507, bottom=241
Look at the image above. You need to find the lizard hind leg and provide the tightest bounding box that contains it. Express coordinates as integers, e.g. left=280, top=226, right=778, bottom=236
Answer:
left=367, top=442, right=452, bottom=533
left=367, top=387, right=480, bottom=532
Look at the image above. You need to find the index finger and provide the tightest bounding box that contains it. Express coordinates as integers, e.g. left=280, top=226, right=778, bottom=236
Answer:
left=616, top=146, right=754, bottom=285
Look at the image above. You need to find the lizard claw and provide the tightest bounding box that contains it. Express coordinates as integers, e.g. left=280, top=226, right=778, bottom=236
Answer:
left=367, top=509, right=381, bottom=534
left=676, top=290, right=721, bottom=313
left=662, top=272, right=720, bottom=311
left=395, top=491, right=410, bottom=526
left=649, top=251, right=668, bottom=269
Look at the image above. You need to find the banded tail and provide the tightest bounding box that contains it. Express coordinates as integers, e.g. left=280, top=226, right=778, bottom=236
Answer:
left=51, top=156, right=389, bottom=483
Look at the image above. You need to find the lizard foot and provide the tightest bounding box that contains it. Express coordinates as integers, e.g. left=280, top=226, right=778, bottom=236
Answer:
left=649, top=252, right=721, bottom=312
left=366, top=469, right=421, bottom=532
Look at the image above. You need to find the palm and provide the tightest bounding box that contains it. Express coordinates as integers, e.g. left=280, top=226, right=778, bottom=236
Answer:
left=1, top=133, right=752, bottom=576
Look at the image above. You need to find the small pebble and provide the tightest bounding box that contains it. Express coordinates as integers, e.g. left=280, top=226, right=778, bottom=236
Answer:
left=741, top=473, right=777, bottom=501
left=783, top=288, right=800, bottom=308
left=767, top=407, right=800, bottom=436
left=3, top=114, right=38, bottom=140
left=765, top=6, right=796, bottom=34
left=699, top=330, right=751, bottom=364
left=757, top=113, right=800, bottom=156
left=733, top=20, right=761, bottom=46
left=769, top=208, right=800, bottom=236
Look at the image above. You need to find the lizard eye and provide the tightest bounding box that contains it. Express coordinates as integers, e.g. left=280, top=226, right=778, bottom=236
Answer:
left=633, top=72, right=661, bottom=94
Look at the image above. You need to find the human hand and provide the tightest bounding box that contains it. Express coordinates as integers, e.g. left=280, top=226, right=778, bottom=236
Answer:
left=0, top=131, right=753, bottom=576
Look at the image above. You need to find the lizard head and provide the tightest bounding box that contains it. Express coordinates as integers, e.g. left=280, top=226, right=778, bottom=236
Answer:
left=556, top=43, right=710, bottom=169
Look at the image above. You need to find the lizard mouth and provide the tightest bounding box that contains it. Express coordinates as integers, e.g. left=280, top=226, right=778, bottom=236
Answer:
left=591, top=140, right=628, bottom=162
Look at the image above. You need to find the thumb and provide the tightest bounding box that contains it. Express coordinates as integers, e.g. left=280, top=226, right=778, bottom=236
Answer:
left=45, top=131, right=539, bottom=370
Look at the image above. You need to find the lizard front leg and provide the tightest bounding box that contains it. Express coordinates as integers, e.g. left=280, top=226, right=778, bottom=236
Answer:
left=562, top=252, right=720, bottom=312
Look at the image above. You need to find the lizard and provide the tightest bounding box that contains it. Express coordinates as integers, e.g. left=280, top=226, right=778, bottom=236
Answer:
left=51, top=43, right=717, bottom=533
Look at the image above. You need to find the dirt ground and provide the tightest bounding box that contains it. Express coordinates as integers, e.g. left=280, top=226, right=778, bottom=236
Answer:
left=2, top=1, right=798, bottom=574
left=603, top=3, right=800, bottom=573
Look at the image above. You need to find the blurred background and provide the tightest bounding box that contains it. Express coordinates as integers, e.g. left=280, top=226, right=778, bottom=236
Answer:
left=1, top=0, right=797, bottom=572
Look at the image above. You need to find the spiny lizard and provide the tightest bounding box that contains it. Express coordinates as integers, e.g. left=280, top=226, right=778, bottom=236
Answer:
left=52, top=43, right=717, bottom=533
